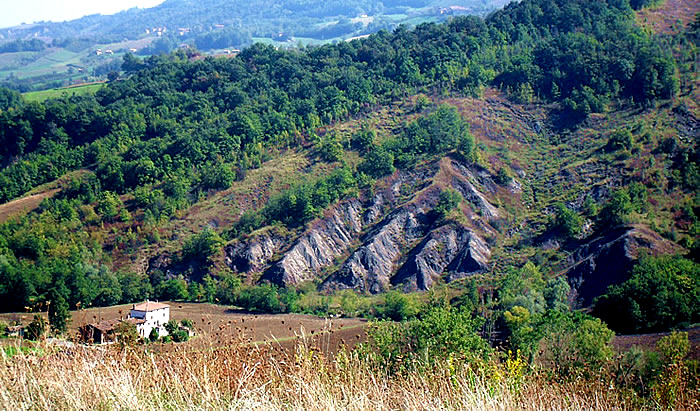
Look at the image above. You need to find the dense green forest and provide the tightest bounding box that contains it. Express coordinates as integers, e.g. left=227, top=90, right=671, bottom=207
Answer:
left=0, top=1, right=509, bottom=92
left=0, top=0, right=697, bottom=350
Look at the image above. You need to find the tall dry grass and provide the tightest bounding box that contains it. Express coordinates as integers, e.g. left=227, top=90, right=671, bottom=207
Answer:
left=0, top=335, right=667, bottom=410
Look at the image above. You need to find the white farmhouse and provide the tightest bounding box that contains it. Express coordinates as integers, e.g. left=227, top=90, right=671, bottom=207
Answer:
left=129, top=301, right=170, bottom=339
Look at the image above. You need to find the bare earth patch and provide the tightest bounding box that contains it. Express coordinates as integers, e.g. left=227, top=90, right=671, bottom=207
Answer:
left=0, top=189, right=59, bottom=223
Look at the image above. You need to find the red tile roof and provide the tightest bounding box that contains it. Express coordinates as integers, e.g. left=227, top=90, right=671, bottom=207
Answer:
left=132, top=301, right=169, bottom=312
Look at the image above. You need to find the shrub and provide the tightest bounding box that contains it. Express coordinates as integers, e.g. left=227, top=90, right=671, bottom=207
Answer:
left=592, top=255, right=699, bottom=333
left=149, top=328, right=159, bottom=342
left=158, top=278, right=189, bottom=301
left=598, top=189, right=633, bottom=227
left=495, top=167, right=512, bottom=185
left=114, top=321, right=139, bottom=347
left=606, top=129, right=634, bottom=152
left=171, top=329, right=189, bottom=343
left=377, top=291, right=420, bottom=321
left=200, top=159, right=235, bottom=190
left=361, top=306, right=490, bottom=374
left=358, top=145, right=395, bottom=178
left=551, top=202, right=582, bottom=238
left=181, top=228, right=224, bottom=262
left=236, top=284, right=284, bottom=313
left=24, top=314, right=47, bottom=341
left=510, top=310, right=614, bottom=377
left=430, top=189, right=462, bottom=221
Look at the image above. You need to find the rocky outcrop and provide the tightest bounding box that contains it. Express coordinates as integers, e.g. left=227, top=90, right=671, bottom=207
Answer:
left=321, top=206, right=429, bottom=293
left=224, top=228, right=285, bottom=275
left=447, top=161, right=499, bottom=219
left=215, top=157, right=497, bottom=292
left=566, top=224, right=685, bottom=306
left=392, top=224, right=490, bottom=291
left=147, top=253, right=208, bottom=282
left=261, top=199, right=364, bottom=286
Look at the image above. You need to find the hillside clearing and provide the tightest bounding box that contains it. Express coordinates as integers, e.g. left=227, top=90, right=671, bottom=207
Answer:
left=0, top=189, right=59, bottom=223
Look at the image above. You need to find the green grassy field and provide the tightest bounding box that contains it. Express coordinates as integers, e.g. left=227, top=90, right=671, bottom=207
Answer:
left=0, top=51, right=39, bottom=71
left=22, top=82, right=105, bottom=102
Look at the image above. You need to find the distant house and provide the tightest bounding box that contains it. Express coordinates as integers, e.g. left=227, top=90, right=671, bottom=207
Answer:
left=79, top=301, right=170, bottom=344
left=130, top=301, right=170, bottom=339
left=79, top=318, right=144, bottom=344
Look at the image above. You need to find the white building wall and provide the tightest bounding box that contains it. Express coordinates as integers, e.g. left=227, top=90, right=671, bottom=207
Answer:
left=130, top=307, right=170, bottom=338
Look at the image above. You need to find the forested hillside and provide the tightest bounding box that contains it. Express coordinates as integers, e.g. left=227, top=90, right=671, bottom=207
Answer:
left=0, top=0, right=509, bottom=92
left=0, top=0, right=697, bottom=341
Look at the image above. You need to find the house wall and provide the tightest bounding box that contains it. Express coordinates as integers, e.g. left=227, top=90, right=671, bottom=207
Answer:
left=130, top=307, right=170, bottom=338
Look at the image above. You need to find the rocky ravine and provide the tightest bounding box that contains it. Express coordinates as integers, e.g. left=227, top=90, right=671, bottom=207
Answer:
left=223, top=156, right=498, bottom=293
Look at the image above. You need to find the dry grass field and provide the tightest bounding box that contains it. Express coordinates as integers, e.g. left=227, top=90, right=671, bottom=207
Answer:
left=0, top=189, right=59, bottom=223
left=0, top=333, right=640, bottom=410
left=0, top=303, right=698, bottom=409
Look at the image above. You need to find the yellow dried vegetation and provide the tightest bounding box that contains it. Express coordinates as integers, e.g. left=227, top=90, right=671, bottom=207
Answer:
left=0, top=333, right=640, bottom=411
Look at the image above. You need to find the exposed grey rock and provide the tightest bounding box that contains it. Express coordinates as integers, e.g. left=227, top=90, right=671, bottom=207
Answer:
left=321, top=207, right=428, bottom=294
left=508, top=178, right=522, bottom=193
left=449, top=161, right=499, bottom=218
left=214, top=156, right=500, bottom=292
left=393, top=224, right=490, bottom=291
left=566, top=224, right=685, bottom=306
left=363, top=192, right=386, bottom=226
left=261, top=199, right=363, bottom=286
left=224, top=229, right=285, bottom=274
left=445, top=231, right=491, bottom=281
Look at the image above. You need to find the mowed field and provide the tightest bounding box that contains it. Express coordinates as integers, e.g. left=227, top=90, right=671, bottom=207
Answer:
left=22, top=82, right=105, bottom=102
left=0, top=302, right=368, bottom=355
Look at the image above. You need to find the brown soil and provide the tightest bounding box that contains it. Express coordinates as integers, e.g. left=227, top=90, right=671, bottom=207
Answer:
left=0, top=302, right=368, bottom=356
left=613, top=326, right=700, bottom=360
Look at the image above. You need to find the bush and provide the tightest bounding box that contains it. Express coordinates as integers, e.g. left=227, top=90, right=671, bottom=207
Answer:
left=149, top=328, right=159, bottom=342
left=114, top=321, right=139, bottom=347
left=200, top=159, right=235, bottom=190
left=351, top=127, right=376, bottom=152
left=495, top=167, right=512, bottom=185
left=509, top=310, right=614, bottom=377
left=358, top=145, right=395, bottom=178
left=377, top=291, right=420, bottom=321
left=361, top=306, right=490, bottom=374
left=606, top=129, right=634, bottom=152
left=598, top=189, right=633, bottom=227
left=236, top=284, right=284, bottom=313
left=171, top=329, right=189, bottom=343
left=592, top=255, right=699, bottom=333
left=551, top=202, right=583, bottom=238
left=158, top=278, right=189, bottom=301
left=24, top=314, right=47, bottom=341
left=430, top=189, right=462, bottom=221
left=181, top=228, right=224, bottom=262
